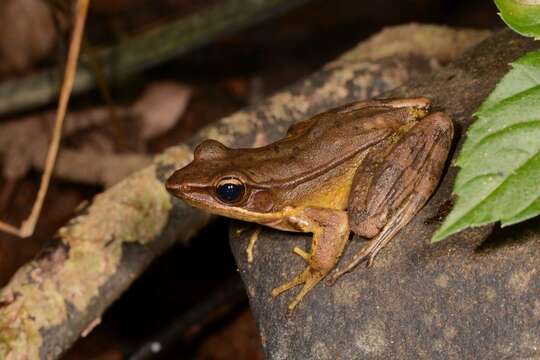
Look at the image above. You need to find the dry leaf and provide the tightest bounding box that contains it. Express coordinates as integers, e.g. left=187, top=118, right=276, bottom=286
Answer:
left=0, top=82, right=191, bottom=187
left=134, top=82, right=192, bottom=140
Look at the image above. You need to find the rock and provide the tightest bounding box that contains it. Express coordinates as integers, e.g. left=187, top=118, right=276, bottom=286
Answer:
left=230, top=218, right=540, bottom=359
left=229, top=29, right=540, bottom=359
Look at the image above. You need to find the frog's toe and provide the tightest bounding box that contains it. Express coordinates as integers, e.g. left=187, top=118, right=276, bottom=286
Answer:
left=286, top=269, right=325, bottom=313
left=245, top=227, right=261, bottom=264
left=271, top=266, right=326, bottom=313
left=271, top=267, right=310, bottom=297
left=327, top=246, right=372, bottom=285
left=367, top=251, right=379, bottom=267
left=293, top=246, right=311, bottom=262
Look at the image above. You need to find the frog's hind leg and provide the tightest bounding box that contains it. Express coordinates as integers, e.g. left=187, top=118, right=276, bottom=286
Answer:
left=329, top=112, right=453, bottom=283
left=328, top=193, right=425, bottom=283
left=271, top=207, right=350, bottom=313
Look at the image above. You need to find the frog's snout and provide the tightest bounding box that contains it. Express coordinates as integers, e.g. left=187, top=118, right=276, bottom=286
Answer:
left=165, top=171, right=188, bottom=195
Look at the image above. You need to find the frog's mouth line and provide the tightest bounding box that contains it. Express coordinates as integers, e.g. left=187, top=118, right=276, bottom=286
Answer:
left=167, top=182, right=286, bottom=224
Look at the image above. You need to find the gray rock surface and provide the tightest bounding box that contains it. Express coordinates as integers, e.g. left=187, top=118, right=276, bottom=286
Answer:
left=231, top=219, right=540, bottom=359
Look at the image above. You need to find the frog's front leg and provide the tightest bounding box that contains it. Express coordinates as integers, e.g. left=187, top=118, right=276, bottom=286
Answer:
left=330, top=112, right=454, bottom=283
left=271, top=207, right=349, bottom=313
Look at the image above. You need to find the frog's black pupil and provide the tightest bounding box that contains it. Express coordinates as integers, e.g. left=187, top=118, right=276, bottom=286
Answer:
left=217, top=183, right=244, bottom=203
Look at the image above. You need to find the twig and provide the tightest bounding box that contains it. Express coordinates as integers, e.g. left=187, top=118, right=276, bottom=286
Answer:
left=0, top=0, right=90, bottom=237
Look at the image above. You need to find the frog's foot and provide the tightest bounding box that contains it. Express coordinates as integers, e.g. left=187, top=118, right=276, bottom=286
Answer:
left=271, top=207, right=350, bottom=313
left=329, top=193, right=426, bottom=285
left=272, top=267, right=326, bottom=315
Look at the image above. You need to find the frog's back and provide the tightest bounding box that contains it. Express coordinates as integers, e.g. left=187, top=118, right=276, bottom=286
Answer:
left=237, top=104, right=415, bottom=187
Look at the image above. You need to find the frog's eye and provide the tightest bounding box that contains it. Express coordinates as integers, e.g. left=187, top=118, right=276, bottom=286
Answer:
left=215, top=177, right=245, bottom=204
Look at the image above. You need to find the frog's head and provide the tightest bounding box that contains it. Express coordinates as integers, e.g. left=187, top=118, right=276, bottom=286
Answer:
left=166, top=139, right=280, bottom=223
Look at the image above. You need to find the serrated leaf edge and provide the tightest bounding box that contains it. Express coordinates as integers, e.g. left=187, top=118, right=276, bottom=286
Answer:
left=456, top=119, right=540, bottom=170
left=433, top=147, right=540, bottom=242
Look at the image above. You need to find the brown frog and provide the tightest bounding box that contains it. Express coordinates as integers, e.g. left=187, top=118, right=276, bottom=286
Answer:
left=166, top=98, right=453, bottom=313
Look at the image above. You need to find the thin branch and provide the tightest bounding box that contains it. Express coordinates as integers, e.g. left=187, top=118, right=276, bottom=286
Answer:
left=0, top=0, right=90, bottom=237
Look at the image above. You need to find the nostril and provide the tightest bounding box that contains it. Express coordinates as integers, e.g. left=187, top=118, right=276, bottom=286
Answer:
left=165, top=178, right=181, bottom=192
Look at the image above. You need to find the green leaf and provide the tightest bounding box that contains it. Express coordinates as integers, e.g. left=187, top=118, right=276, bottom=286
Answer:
left=494, top=0, right=540, bottom=39
left=432, top=50, right=540, bottom=242
left=474, top=51, right=540, bottom=115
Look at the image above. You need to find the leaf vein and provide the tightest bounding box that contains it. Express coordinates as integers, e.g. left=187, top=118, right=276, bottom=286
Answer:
left=519, top=64, right=540, bottom=84
left=454, top=150, right=540, bottom=225
left=458, top=119, right=540, bottom=167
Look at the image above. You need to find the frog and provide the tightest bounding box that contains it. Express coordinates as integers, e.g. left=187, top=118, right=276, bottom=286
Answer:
left=166, top=97, right=453, bottom=313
